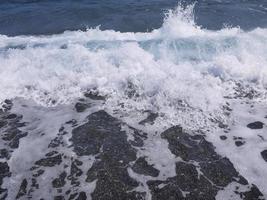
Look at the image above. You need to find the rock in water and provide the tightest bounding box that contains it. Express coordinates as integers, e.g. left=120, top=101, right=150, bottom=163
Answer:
left=16, top=179, right=28, bottom=199
left=247, top=121, right=264, bottom=129
left=132, top=157, right=159, bottom=177
left=72, top=110, right=146, bottom=200
left=261, top=150, right=267, bottom=162
left=74, top=102, right=89, bottom=113
left=0, top=101, right=28, bottom=199
left=148, top=126, right=264, bottom=200
left=0, top=109, right=264, bottom=199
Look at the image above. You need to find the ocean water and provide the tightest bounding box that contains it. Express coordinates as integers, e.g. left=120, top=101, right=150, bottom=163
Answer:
left=1, top=1, right=267, bottom=199
left=1, top=0, right=267, bottom=35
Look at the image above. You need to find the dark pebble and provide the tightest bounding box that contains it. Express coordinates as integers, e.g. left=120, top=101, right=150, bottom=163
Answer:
left=0, top=149, right=9, bottom=159
left=0, top=121, right=7, bottom=128
left=16, top=179, right=28, bottom=199
left=77, top=192, right=87, bottom=200
left=75, top=102, right=88, bottom=113
left=0, top=162, right=10, bottom=176
left=52, top=171, right=67, bottom=188
left=247, top=121, right=264, bottom=129
left=54, top=196, right=64, bottom=200
left=220, top=135, right=227, bottom=140
left=235, top=141, right=245, bottom=147
left=132, top=157, right=159, bottom=177
left=261, top=150, right=267, bottom=162
left=5, top=114, right=17, bottom=119
left=35, top=154, right=62, bottom=167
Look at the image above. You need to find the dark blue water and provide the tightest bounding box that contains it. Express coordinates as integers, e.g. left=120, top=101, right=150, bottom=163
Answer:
left=1, top=0, right=267, bottom=36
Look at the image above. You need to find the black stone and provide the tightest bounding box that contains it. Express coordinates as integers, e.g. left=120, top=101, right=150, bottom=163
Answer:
left=48, top=136, right=62, bottom=148
left=1, top=106, right=264, bottom=200
left=261, top=150, right=267, bottom=162
left=0, top=111, right=28, bottom=149
left=71, top=110, right=145, bottom=200
left=148, top=162, right=218, bottom=200
left=54, top=195, right=65, bottom=200
left=199, top=157, right=238, bottom=187
left=0, top=121, right=7, bottom=128
left=0, top=162, right=10, bottom=177
left=161, top=126, right=220, bottom=162
left=76, top=192, right=87, bottom=200
left=2, top=128, right=22, bottom=141
left=0, top=149, right=9, bottom=159
left=52, top=172, right=67, bottom=188
left=8, top=132, right=28, bottom=149
left=35, top=154, right=62, bottom=167
left=0, top=162, right=11, bottom=191
left=31, top=178, right=39, bottom=190
left=72, top=111, right=137, bottom=160
left=233, top=136, right=243, bottom=140
left=16, top=179, right=28, bottom=199
left=247, top=121, right=264, bottom=129
left=69, top=193, right=78, bottom=200
left=75, top=102, right=88, bottom=113
left=235, top=141, right=245, bottom=147
left=218, top=122, right=228, bottom=129
left=4, top=99, right=12, bottom=105
left=241, top=184, right=265, bottom=200
left=45, top=151, right=58, bottom=157
left=5, top=114, right=17, bottom=119
left=147, top=126, right=264, bottom=200
left=66, top=119, right=77, bottom=125
left=220, top=135, right=227, bottom=140
left=70, top=161, right=83, bottom=177
left=67, top=161, right=83, bottom=187
left=132, top=157, right=159, bottom=177
left=2, top=99, right=13, bottom=111
left=139, top=112, right=158, bottom=125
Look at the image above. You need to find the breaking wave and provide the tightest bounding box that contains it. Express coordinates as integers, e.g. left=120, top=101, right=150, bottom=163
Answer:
left=0, top=3, right=267, bottom=130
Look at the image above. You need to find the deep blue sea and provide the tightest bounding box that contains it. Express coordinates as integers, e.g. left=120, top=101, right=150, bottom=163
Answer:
left=1, top=0, right=267, bottom=35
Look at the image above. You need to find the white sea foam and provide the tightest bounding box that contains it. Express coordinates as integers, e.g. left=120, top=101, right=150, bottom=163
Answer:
left=1, top=3, right=267, bottom=198
left=0, top=4, right=266, bottom=108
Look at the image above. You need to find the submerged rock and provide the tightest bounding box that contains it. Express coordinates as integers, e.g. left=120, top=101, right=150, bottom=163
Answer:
left=75, top=102, right=89, bottom=113
left=0, top=121, right=7, bottom=129
left=220, top=135, right=227, bottom=140
left=0, top=162, right=10, bottom=199
left=235, top=140, right=246, bottom=147
left=139, top=111, right=158, bottom=125
left=16, top=179, right=28, bottom=199
left=0, top=110, right=27, bottom=149
left=0, top=101, right=29, bottom=198
left=52, top=171, right=67, bottom=188
left=148, top=126, right=264, bottom=200
left=72, top=110, right=145, bottom=199
left=132, top=157, right=159, bottom=177
left=35, top=154, right=62, bottom=167
left=0, top=149, right=9, bottom=159
left=261, top=150, right=267, bottom=162
left=247, top=121, right=264, bottom=129
left=0, top=106, right=264, bottom=200
left=233, top=136, right=246, bottom=147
